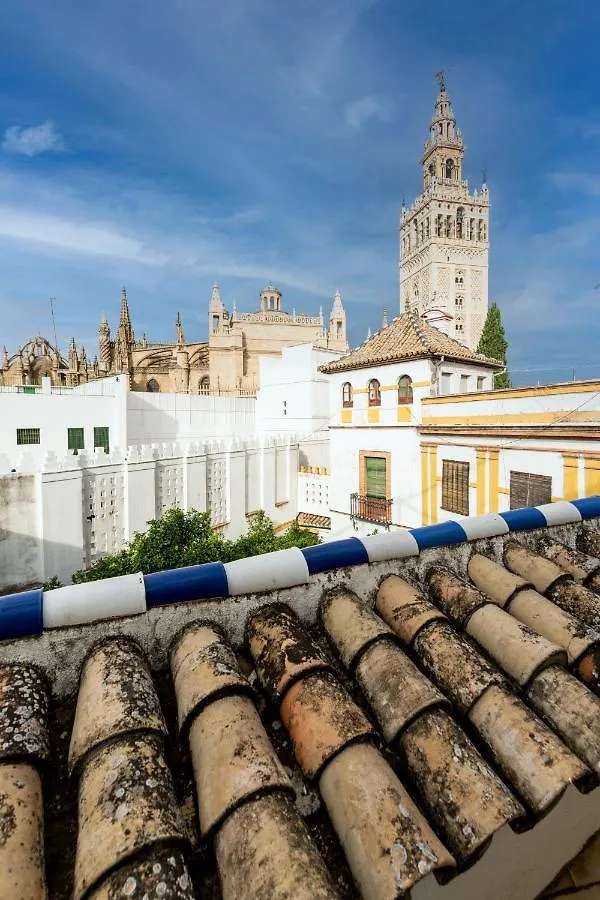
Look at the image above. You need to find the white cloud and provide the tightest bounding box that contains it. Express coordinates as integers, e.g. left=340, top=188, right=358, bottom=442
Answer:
left=2, top=121, right=65, bottom=157
left=345, top=95, right=390, bottom=131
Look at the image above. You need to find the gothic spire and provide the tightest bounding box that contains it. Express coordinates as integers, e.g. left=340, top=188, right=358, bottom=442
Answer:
left=176, top=311, right=185, bottom=345
left=68, top=337, right=78, bottom=371
left=119, top=287, right=134, bottom=344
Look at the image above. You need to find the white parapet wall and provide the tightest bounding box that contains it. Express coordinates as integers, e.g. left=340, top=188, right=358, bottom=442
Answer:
left=0, top=434, right=301, bottom=591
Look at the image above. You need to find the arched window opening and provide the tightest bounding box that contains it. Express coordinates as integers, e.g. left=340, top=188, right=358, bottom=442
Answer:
left=199, top=376, right=210, bottom=394
left=445, top=159, right=454, bottom=180
left=429, top=162, right=435, bottom=181
left=342, top=382, right=353, bottom=408
left=478, top=219, right=484, bottom=241
left=398, top=375, right=413, bottom=405
left=368, top=379, right=381, bottom=407
left=455, top=295, right=464, bottom=308
left=435, top=214, right=443, bottom=237
left=455, top=272, right=464, bottom=286
left=456, top=207, right=464, bottom=239
left=146, top=378, right=160, bottom=393
left=469, top=218, right=475, bottom=240
left=446, top=215, right=454, bottom=238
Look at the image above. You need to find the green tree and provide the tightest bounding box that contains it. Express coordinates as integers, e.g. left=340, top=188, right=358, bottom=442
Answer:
left=477, top=301, right=510, bottom=388
left=71, top=507, right=319, bottom=583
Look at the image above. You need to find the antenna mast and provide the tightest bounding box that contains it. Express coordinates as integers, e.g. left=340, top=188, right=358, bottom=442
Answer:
left=49, top=297, right=59, bottom=350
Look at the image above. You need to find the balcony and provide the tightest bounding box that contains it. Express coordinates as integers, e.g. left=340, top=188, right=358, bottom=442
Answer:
left=350, top=493, right=392, bottom=527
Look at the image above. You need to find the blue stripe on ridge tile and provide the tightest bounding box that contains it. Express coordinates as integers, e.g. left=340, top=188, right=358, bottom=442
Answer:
left=499, top=507, right=548, bottom=532
left=0, top=588, right=43, bottom=641
left=144, top=562, right=229, bottom=608
left=302, top=538, right=369, bottom=574
left=571, top=496, right=600, bottom=520
left=409, top=521, right=469, bottom=550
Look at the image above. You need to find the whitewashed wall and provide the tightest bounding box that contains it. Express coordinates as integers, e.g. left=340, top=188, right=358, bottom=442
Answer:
left=0, top=436, right=299, bottom=591
left=126, top=392, right=256, bottom=444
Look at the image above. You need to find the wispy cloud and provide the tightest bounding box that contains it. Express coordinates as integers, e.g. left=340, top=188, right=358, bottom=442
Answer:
left=2, top=121, right=64, bottom=157
left=345, top=96, right=391, bottom=130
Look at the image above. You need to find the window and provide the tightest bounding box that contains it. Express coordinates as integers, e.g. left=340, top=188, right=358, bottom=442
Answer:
left=366, top=456, right=387, bottom=499
left=336, top=321, right=342, bottom=338
left=67, top=428, right=85, bottom=452
left=460, top=374, right=470, bottom=392
left=442, top=460, right=470, bottom=516
left=445, top=159, right=454, bottom=179
left=510, top=472, right=552, bottom=509
left=456, top=322, right=464, bottom=333
left=477, top=376, right=485, bottom=391
left=398, top=375, right=413, bottom=404
left=456, top=207, right=464, bottom=238
left=368, top=379, right=381, bottom=407
left=16, top=428, right=40, bottom=445
left=146, top=378, right=160, bottom=393
left=94, top=427, right=110, bottom=454
left=455, top=272, right=464, bottom=286
left=199, top=376, right=210, bottom=394
left=342, top=382, right=353, bottom=408
left=455, top=296, right=464, bottom=308
left=212, top=314, right=220, bottom=334
left=440, top=372, right=452, bottom=394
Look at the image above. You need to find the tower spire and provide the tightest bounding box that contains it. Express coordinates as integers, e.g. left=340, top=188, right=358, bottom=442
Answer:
left=119, top=287, right=134, bottom=344
left=176, top=311, right=185, bottom=345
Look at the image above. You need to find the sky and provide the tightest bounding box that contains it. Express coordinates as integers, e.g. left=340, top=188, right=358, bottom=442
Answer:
left=0, top=0, right=599, bottom=386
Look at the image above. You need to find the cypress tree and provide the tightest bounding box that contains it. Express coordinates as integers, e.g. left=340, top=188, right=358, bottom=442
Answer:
left=477, top=301, right=510, bottom=388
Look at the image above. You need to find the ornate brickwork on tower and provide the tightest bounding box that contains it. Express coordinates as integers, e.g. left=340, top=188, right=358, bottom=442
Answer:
left=399, top=75, right=489, bottom=351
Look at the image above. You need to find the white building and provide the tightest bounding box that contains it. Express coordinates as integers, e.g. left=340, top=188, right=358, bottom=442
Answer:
left=319, top=311, right=600, bottom=539
left=400, top=75, right=489, bottom=351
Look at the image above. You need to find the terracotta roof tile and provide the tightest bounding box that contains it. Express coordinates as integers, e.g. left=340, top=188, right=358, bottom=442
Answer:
left=297, top=512, right=331, bottom=529
left=319, top=309, right=503, bottom=373
left=2, top=523, right=600, bottom=898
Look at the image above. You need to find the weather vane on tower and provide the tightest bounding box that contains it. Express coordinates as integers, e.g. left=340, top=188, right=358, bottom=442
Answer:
left=435, top=70, right=446, bottom=91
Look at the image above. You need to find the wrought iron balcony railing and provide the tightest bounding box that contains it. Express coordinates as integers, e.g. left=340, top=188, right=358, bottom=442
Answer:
left=350, top=493, right=392, bottom=526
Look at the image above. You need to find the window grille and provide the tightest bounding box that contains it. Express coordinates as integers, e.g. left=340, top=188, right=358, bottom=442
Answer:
left=441, top=460, right=470, bottom=516
left=398, top=375, right=413, bottom=404
left=368, top=379, right=381, bottom=407
left=16, top=428, right=40, bottom=445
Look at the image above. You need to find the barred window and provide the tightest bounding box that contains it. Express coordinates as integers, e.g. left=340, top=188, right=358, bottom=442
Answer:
left=510, top=471, right=552, bottom=509
left=67, top=428, right=85, bottom=451
left=16, top=428, right=40, bottom=445
left=368, top=379, right=381, bottom=407
left=94, top=426, right=110, bottom=454
left=441, top=460, right=470, bottom=516
left=398, top=375, right=413, bottom=404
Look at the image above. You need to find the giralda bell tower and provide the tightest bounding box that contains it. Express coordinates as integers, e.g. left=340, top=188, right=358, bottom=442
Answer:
left=399, top=74, right=489, bottom=350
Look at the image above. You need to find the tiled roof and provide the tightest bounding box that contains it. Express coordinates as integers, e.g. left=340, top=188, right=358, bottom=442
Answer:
left=319, top=310, right=503, bottom=373
left=297, top=512, right=332, bottom=529
left=1, top=501, right=600, bottom=898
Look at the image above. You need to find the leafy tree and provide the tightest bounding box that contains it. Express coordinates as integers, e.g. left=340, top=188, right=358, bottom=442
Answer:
left=72, top=508, right=319, bottom=583
left=477, top=301, right=511, bottom=388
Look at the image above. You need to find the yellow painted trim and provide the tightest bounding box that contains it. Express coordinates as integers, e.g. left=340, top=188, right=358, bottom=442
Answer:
left=421, top=446, right=429, bottom=526
left=341, top=409, right=352, bottom=424
left=368, top=407, right=380, bottom=423
left=476, top=449, right=487, bottom=515
left=585, top=457, right=600, bottom=498
left=489, top=449, right=500, bottom=512
left=397, top=406, right=412, bottom=422
left=551, top=496, right=564, bottom=503
left=412, top=380, right=432, bottom=388
left=422, top=381, right=600, bottom=405
left=498, top=487, right=510, bottom=495
left=422, top=411, right=600, bottom=426
left=562, top=453, right=579, bottom=501
left=429, top=445, right=438, bottom=524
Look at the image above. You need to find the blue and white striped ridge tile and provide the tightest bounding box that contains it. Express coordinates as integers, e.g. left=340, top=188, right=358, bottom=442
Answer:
left=224, top=547, right=309, bottom=596
left=456, top=513, right=509, bottom=541
left=302, top=537, right=369, bottom=574
left=534, top=501, right=582, bottom=527
left=0, top=588, right=43, bottom=640
left=44, top=573, right=145, bottom=628
left=359, top=531, right=420, bottom=563
left=499, top=507, right=549, bottom=532
left=409, top=520, right=469, bottom=551
left=571, top=496, right=600, bottom=520
left=144, top=562, right=229, bottom=608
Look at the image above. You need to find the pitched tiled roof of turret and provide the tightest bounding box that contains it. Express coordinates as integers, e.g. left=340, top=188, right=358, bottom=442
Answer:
left=319, top=310, right=503, bottom=373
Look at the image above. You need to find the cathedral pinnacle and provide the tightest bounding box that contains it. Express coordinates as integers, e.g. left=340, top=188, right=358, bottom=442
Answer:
left=176, top=311, right=185, bottom=345
left=382, top=307, right=388, bottom=329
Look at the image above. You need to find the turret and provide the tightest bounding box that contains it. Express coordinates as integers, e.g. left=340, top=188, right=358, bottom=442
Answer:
left=260, top=284, right=282, bottom=313
left=176, top=311, right=185, bottom=346
left=209, top=283, right=228, bottom=335
left=328, top=289, right=348, bottom=351
left=118, top=287, right=134, bottom=345
left=422, top=72, right=465, bottom=188
left=68, top=337, right=78, bottom=372
left=1, top=346, right=8, bottom=370
left=98, top=315, right=111, bottom=373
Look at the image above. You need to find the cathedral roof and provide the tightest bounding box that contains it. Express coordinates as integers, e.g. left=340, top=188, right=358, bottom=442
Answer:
left=319, top=310, right=502, bottom=373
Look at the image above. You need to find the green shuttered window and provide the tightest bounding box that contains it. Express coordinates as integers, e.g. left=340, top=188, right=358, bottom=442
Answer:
left=94, top=427, right=110, bottom=454
left=16, top=428, right=40, bottom=445
left=67, top=428, right=85, bottom=451
left=366, top=456, right=387, bottom=499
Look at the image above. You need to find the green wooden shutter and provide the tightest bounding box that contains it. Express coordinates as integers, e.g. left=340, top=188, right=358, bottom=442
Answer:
left=67, top=427, right=85, bottom=451
left=366, top=457, right=386, bottom=498
left=94, top=426, right=110, bottom=453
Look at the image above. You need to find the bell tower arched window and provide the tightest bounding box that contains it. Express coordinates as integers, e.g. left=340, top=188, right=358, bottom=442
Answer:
left=368, top=379, right=381, bottom=407
left=445, top=159, right=454, bottom=179
left=146, top=378, right=160, bottom=393
left=398, top=375, right=413, bottom=405
left=456, top=207, right=464, bottom=239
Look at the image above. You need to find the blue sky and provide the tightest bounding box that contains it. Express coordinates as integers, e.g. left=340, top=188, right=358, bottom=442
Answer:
left=0, top=0, right=599, bottom=385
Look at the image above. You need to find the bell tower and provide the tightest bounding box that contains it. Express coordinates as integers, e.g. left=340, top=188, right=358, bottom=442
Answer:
left=399, top=73, right=489, bottom=350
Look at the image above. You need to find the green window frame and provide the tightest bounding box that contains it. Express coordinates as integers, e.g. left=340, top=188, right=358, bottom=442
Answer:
left=94, top=426, right=110, bottom=454
left=16, top=428, right=40, bottom=445
left=366, top=456, right=386, bottom=499
left=67, top=427, right=85, bottom=451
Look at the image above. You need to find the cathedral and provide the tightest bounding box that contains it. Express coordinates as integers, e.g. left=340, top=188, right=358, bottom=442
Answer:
left=0, top=284, right=348, bottom=393
left=400, top=75, right=490, bottom=350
